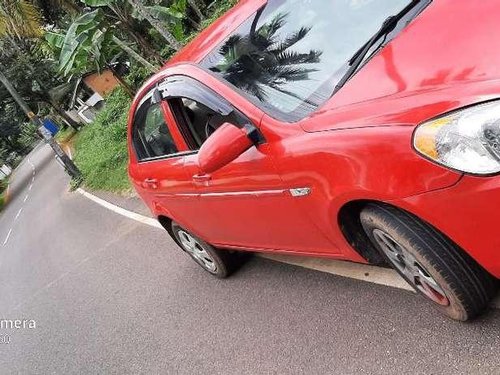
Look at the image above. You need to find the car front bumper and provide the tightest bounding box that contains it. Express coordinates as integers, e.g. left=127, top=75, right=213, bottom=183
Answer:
left=390, top=175, right=500, bottom=279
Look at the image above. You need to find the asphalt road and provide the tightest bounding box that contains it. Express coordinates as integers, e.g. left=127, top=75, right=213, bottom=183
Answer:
left=0, top=144, right=499, bottom=375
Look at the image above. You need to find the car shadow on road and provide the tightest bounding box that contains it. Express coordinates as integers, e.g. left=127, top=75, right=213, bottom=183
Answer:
left=235, top=255, right=500, bottom=326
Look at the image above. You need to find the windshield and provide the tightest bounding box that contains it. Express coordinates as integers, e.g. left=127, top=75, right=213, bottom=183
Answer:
left=200, top=0, right=414, bottom=122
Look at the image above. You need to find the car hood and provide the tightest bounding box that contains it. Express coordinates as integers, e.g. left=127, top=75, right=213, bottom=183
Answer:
left=301, top=0, right=500, bottom=132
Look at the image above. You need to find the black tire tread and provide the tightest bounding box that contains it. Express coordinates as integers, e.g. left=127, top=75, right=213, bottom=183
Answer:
left=361, top=203, right=497, bottom=321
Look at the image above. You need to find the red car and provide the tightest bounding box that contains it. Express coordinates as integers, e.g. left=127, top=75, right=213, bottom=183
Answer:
left=128, top=0, right=500, bottom=320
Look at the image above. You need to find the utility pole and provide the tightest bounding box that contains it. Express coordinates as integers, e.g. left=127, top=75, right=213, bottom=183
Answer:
left=0, top=69, right=81, bottom=179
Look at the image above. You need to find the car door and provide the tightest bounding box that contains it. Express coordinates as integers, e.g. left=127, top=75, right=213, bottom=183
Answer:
left=161, top=75, right=337, bottom=253
left=128, top=87, right=202, bottom=227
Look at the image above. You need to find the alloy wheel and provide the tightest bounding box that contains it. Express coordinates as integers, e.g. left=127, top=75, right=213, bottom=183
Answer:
left=372, top=229, right=450, bottom=306
left=177, top=230, right=218, bottom=273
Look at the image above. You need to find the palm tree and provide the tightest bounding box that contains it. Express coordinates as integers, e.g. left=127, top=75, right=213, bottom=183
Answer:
left=210, top=13, right=322, bottom=102
left=0, top=0, right=82, bottom=129
left=0, top=0, right=43, bottom=41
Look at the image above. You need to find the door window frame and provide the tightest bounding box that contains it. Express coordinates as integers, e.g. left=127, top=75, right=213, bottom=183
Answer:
left=131, top=88, right=195, bottom=164
left=132, top=74, right=258, bottom=162
left=157, top=75, right=256, bottom=153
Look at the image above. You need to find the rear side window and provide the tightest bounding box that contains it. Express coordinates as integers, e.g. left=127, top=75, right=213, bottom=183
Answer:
left=132, top=103, right=178, bottom=161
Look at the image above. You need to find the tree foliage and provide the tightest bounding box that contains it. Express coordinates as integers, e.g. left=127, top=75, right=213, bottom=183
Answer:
left=0, top=0, right=236, bottom=162
left=0, top=0, right=43, bottom=40
left=46, top=9, right=120, bottom=76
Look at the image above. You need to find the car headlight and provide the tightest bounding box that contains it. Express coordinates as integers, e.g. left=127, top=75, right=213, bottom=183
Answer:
left=413, top=101, right=500, bottom=175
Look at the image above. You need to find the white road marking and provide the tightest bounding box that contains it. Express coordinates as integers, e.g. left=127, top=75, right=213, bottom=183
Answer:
left=76, top=188, right=163, bottom=229
left=14, top=208, right=23, bottom=221
left=77, top=187, right=500, bottom=310
left=3, top=228, right=13, bottom=246
left=1, top=156, right=36, bottom=251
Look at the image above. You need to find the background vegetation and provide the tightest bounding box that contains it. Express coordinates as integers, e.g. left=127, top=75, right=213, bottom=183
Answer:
left=0, top=178, right=8, bottom=210
left=0, top=0, right=237, bottom=193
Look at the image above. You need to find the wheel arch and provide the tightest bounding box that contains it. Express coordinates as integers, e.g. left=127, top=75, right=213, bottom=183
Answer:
left=158, top=215, right=183, bottom=248
left=337, top=199, right=448, bottom=265
left=337, top=199, right=387, bottom=265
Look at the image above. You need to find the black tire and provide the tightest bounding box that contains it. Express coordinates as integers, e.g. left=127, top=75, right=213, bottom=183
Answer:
left=171, top=222, right=238, bottom=278
left=360, top=203, right=497, bottom=321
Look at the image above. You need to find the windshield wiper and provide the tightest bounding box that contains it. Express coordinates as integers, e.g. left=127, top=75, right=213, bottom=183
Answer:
left=333, top=1, right=421, bottom=94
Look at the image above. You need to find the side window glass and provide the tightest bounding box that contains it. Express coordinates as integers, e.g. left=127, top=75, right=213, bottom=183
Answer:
left=133, top=103, right=178, bottom=160
left=169, top=97, right=249, bottom=149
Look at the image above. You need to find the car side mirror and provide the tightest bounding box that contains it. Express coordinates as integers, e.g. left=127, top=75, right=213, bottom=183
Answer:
left=197, top=123, right=257, bottom=174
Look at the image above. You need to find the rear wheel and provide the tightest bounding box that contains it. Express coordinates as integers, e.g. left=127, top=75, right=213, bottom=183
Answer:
left=360, top=204, right=497, bottom=321
left=171, top=222, right=238, bottom=278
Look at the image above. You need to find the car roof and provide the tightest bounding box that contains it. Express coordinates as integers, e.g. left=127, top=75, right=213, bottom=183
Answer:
left=165, top=0, right=265, bottom=68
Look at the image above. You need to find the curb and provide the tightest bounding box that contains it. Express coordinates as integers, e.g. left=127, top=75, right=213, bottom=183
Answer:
left=76, top=188, right=162, bottom=229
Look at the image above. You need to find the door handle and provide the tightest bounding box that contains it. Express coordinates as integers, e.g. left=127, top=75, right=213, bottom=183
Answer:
left=192, top=174, right=211, bottom=186
left=143, top=178, right=159, bottom=189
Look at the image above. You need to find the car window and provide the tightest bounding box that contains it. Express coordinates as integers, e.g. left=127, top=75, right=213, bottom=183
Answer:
left=200, top=0, right=416, bottom=122
left=168, top=97, right=250, bottom=149
left=132, top=102, right=178, bottom=161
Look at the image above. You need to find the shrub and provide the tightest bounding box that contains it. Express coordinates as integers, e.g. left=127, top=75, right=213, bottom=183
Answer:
left=73, top=88, right=132, bottom=193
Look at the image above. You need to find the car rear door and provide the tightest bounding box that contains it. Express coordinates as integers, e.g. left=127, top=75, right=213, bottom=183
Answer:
left=128, top=87, right=201, bottom=226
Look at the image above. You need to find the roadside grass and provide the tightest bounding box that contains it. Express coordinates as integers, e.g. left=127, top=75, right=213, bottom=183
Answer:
left=72, top=0, right=237, bottom=195
left=55, top=126, right=77, bottom=144
left=73, top=88, right=132, bottom=193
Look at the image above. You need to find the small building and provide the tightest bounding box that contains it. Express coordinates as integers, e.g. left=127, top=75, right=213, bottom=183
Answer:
left=69, top=69, right=122, bottom=124
left=49, top=66, right=126, bottom=126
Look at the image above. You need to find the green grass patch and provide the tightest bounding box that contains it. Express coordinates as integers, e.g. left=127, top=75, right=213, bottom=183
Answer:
left=73, top=88, right=132, bottom=194
left=55, top=127, right=77, bottom=144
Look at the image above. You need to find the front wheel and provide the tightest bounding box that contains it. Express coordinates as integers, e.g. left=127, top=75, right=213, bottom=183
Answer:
left=360, top=204, right=497, bottom=321
left=171, top=222, right=237, bottom=278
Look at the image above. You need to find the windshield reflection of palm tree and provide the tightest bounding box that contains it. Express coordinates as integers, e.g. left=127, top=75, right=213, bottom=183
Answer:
left=210, top=12, right=322, bottom=105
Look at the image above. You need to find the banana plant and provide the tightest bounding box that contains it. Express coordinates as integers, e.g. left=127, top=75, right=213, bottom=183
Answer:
left=83, top=0, right=186, bottom=51
left=46, top=9, right=158, bottom=76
